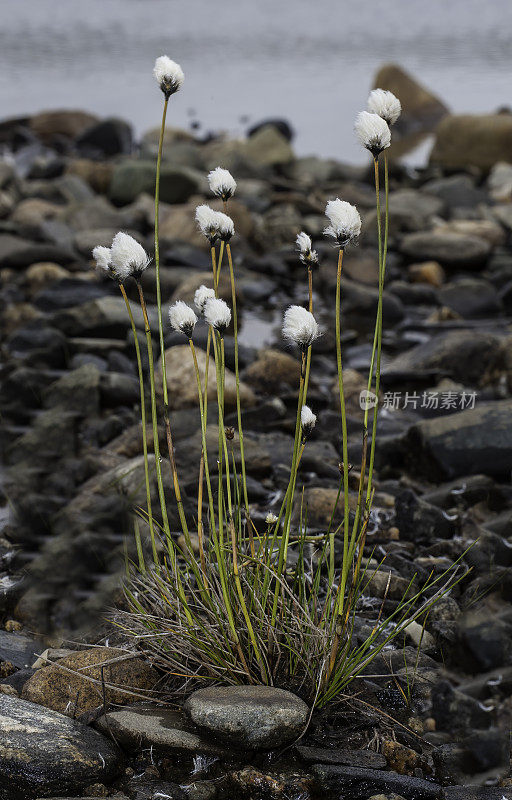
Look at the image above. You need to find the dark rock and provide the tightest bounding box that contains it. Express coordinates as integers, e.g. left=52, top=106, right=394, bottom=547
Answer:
left=33, top=278, right=108, bottom=311
left=42, top=364, right=101, bottom=416
left=0, top=234, right=75, bottom=269
left=384, top=330, right=503, bottom=386
left=0, top=631, right=43, bottom=669
left=184, top=685, right=309, bottom=749
left=431, top=680, right=494, bottom=732
left=6, top=324, right=68, bottom=367
left=422, top=175, right=487, bottom=210
left=443, top=787, right=512, bottom=799
left=248, top=118, right=294, bottom=141
left=126, top=775, right=186, bottom=800
left=438, top=279, right=501, bottom=318
left=395, top=489, right=458, bottom=542
left=404, top=400, right=512, bottom=479
left=296, top=745, right=386, bottom=768
left=76, top=117, right=133, bottom=157
left=400, top=232, right=491, bottom=269
left=0, top=694, right=121, bottom=800
left=312, top=764, right=441, bottom=800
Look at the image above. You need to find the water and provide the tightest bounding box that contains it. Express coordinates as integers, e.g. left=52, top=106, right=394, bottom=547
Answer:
left=0, top=0, right=511, bottom=163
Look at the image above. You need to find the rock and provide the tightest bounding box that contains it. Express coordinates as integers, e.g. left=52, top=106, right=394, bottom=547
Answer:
left=434, top=218, right=505, bottom=247
left=438, top=278, right=501, bottom=318
left=296, top=746, right=386, bottom=768
left=76, top=118, right=133, bottom=156
left=312, top=764, right=441, bottom=800
left=21, top=647, right=158, bottom=716
left=405, top=400, right=512, bottom=479
left=126, top=776, right=185, bottom=800
left=159, top=197, right=254, bottom=249
left=365, top=569, right=416, bottom=600
left=25, top=262, right=70, bottom=294
left=487, top=161, right=512, bottom=201
left=157, top=344, right=256, bottom=410
left=0, top=631, right=43, bottom=669
left=42, top=363, right=101, bottom=416
left=430, top=113, right=512, bottom=171
left=0, top=234, right=75, bottom=269
left=0, top=694, right=121, bottom=800
left=443, top=788, right=512, bottom=800
left=395, top=489, right=458, bottom=543
left=230, top=766, right=312, bottom=800
left=184, top=685, right=309, bottom=749
left=373, top=63, right=448, bottom=132
left=245, top=126, right=295, bottom=166
left=382, top=739, right=421, bottom=776
left=66, top=158, right=115, bottom=194
left=53, top=295, right=149, bottom=337
left=431, top=680, right=494, bottom=732
left=244, top=349, right=300, bottom=392
left=400, top=231, right=491, bottom=269
left=29, top=109, right=99, bottom=141
left=33, top=277, right=108, bottom=311
left=384, top=330, right=503, bottom=385
left=11, top=197, right=62, bottom=227
left=248, top=118, right=294, bottom=141
left=109, top=160, right=204, bottom=205
left=422, top=175, right=488, bottom=211
left=96, top=705, right=227, bottom=755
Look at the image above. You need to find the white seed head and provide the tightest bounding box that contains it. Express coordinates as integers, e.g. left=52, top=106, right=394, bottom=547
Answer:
left=169, top=300, right=197, bottom=338
left=324, top=199, right=361, bottom=247
left=110, top=232, right=151, bottom=281
left=354, top=111, right=391, bottom=156
left=153, top=55, right=184, bottom=98
left=301, top=405, right=317, bottom=437
left=282, top=305, right=319, bottom=349
left=265, top=512, right=278, bottom=525
left=92, top=245, right=112, bottom=275
left=367, top=89, right=401, bottom=126
left=215, top=210, right=235, bottom=241
left=195, top=204, right=220, bottom=244
left=208, top=167, right=237, bottom=200
left=194, top=284, right=216, bottom=313
left=204, top=297, right=231, bottom=333
left=296, top=231, right=318, bottom=266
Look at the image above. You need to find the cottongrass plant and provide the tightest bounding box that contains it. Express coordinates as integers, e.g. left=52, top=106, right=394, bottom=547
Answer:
left=102, top=70, right=461, bottom=708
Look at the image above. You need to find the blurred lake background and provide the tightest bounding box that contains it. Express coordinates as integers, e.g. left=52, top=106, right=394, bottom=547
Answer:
left=0, top=0, right=511, bottom=164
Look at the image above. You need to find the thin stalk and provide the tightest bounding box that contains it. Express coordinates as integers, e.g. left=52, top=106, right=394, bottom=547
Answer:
left=226, top=242, right=253, bottom=555
left=154, top=97, right=169, bottom=405
left=333, top=247, right=350, bottom=592
left=118, top=283, right=157, bottom=565
left=134, top=281, right=171, bottom=549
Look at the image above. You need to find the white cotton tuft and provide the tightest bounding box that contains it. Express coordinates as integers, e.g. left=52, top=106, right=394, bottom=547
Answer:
left=92, top=246, right=112, bottom=275
left=194, top=284, right=216, bottom=313
left=195, top=204, right=220, bottom=243
left=301, top=405, right=317, bottom=437
left=367, top=89, right=401, bottom=126
left=215, top=210, right=235, bottom=241
left=354, top=111, right=391, bottom=155
left=296, top=231, right=318, bottom=266
left=153, top=55, right=184, bottom=97
left=208, top=167, right=237, bottom=200
left=204, top=297, right=231, bottom=333
left=265, top=512, right=278, bottom=525
left=110, top=232, right=151, bottom=281
left=324, top=199, right=361, bottom=247
left=169, top=300, right=197, bottom=338
left=282, top=305, right=319, bottom=349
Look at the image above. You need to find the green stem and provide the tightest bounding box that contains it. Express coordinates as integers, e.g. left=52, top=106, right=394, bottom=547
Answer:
left=154, top=97, right=169, bottom=406
left=334, top=248, right=350, bottom=595
left=119, top=283, right=157, bottom=565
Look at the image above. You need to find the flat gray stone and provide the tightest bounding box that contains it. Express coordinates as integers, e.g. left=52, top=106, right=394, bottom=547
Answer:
left=296, top=745, right=387, bottom=768
left=184, top=685, right=309, bottom=749
left=0, top=695, right=122, bottom=800
left=96, top=705, right=227, bottom=756
left=0, top=630, right=43, bottom=669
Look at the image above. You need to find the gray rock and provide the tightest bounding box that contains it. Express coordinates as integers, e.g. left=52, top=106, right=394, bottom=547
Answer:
left=42, top=363, right=101, bottom=416
left=312, top=764, right=441, bottom=800
left=0, top=695, right=121, bottom=800
left=0, top=631, right=43, bottom=669
left=384, top=330, right=503, bottom=385
left=395, top=489, right=459, bottom=543
left=109, top=160, right=204, bottom=205
left=400, top=231, right=491, bottom=269
left=405, top=400, right=512, bottom=479
left=438, top=278, right=501, bottom=318
left=96, top=705, right=227, bottom=755
left=296, top=745, right=386, bottom=768
left=0, top=234, right=75, bottom=269
left=185, top=685, right=309, bottom=749
left=422, top=174, right=487, bottom=209
left=443, top=788, right=512, bottom=800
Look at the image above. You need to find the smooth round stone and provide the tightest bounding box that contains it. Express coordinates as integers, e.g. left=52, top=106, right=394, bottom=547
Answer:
left=184, top=685, right=309, bottom=749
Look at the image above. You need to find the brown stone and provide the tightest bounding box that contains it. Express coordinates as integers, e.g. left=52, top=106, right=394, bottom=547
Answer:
left=430, top=113, right=512, bottom=171
left=159, top=197, right=255, bottom=250
left=25, top=262, right=70, bottom=295
left=67, top=159, right=115, bottom=194
left=244, top=349, right=300, bottom=392
left=373, top=63, right=448, bottom=129
left=382, top=739, right=421, bottom=776
left=21, top=647, right=159, bottom=716
left=407, top=261, right=445, bottom=287
left=30, top=110, right=99, bottom=141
